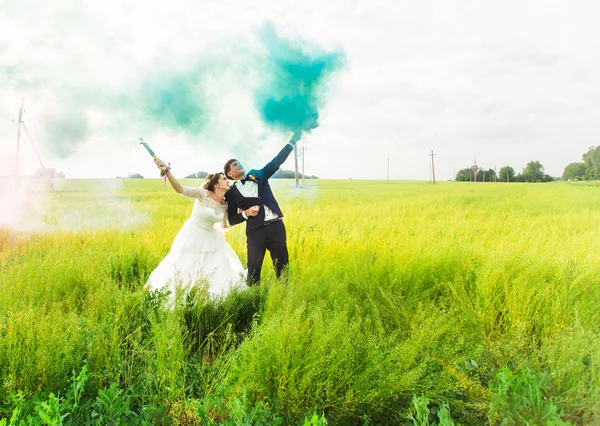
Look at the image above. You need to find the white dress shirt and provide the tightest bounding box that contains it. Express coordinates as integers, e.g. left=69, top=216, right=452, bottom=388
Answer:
left=235, top=180, right=279, bottom=221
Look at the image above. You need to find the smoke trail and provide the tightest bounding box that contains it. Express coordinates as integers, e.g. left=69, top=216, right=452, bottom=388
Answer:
left=52, top=179, right=149, bottom=231
left=255, top=24, right=345, bottom=134
left=0, top=178, right=50, bottom=231
left=0, top=178, right=148, bottom=232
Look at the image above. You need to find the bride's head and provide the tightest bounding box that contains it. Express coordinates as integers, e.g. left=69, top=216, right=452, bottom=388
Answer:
left=204, top=172, right=230, bottom=193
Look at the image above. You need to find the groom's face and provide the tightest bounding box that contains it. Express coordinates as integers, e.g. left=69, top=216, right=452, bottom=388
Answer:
left=228, top=161, right=246, bottom=180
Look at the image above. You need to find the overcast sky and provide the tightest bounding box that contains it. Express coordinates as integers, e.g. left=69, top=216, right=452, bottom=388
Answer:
left=1, top=0, right=599, bottom=180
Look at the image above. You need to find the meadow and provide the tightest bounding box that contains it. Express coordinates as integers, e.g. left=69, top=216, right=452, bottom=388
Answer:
left=0, top=178, right=598, bottom=425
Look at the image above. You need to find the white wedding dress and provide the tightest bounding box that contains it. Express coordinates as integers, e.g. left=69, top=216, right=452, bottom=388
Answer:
left=146, top=186, right=246, bottom=297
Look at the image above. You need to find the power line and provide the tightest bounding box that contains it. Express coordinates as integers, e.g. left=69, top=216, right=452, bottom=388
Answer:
left=22, top=123, right=56, bottom=192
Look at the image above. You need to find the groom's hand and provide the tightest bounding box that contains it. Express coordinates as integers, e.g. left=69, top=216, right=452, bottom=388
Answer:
left=244, top=206, right=260, bottom=217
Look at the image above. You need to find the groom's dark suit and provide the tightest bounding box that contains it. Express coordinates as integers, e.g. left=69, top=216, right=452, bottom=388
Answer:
left=225, top=143, right=294, bottom=284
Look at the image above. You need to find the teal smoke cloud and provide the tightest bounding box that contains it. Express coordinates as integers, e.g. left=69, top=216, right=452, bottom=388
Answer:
left=255, top=24, right=346, bottom=134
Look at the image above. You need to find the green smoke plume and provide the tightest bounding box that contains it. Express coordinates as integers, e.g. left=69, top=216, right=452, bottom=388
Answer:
left=255, top=24, right=345, bottom=134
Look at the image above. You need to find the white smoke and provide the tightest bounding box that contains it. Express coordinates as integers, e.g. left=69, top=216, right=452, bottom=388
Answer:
left=0, top=177, right=56, bottom=231
left=270, top=178, right=320, bottom=205
left=0, top=178, right=148, bottom=232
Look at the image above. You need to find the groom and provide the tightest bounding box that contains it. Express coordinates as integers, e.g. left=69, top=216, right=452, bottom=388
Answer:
left=224, top=132, right=301, bottom=285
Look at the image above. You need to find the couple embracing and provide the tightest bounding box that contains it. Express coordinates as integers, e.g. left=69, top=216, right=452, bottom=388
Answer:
left=146, top=132, right=301, bottom=297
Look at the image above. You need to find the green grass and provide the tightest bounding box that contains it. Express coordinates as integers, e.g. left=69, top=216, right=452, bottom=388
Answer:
left=0, top=179, right=599, bottom=424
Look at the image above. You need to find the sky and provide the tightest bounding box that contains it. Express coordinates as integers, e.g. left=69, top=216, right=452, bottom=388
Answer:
left=1, top=0, right=600, bottom=181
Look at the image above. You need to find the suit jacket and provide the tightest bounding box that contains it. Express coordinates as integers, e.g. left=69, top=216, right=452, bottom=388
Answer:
left=225, top=143, right=294, bottom=232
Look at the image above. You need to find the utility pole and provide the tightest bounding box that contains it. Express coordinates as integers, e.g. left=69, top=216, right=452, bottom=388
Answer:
left=11, top=101, right=55, bottom=191
left=13, top=99, right=25, bottom=177
left=301, top=141, right=306, bottom=186
left=494, top=166, right=497, bottom=182
left=387, top=157, right=390, bottom=182
left=430, top=150, right=436, bottom=184
left=294, top=145, right=299, bottom=188
left=473, top=159, right=478, bottom=182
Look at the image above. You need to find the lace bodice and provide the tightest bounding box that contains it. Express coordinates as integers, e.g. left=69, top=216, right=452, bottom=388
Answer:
left=180, top=186, right=228, bottom=230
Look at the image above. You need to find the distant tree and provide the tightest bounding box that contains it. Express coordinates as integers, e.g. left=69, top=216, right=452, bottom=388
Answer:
left=520, top=161, right=552, bottom=182
left=475, top=168, right=496, bottom=182
left=272, top=169, right=318, bottom=179
left=272, top=169, right=295, bottom=178
left=128, top=173, right=144, bottom=178
left=185, top=171, right=209, bottom=178
left=34, top=167, right=65, bottom=178
left=582, top=146, right=600, bottom=180
left=522, top=161, right=544, bottom=182
left=455, top=168, right=472, bottom=181
left=562, top=162, right=586, bottom=181
left=498, top=166, right=516, bottom=182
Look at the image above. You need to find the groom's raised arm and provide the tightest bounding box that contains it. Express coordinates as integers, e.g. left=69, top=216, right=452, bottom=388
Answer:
left=261, top=132, right=301, bottom=179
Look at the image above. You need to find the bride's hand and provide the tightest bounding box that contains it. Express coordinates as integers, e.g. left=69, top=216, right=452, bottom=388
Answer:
left=244, top=206, right=260, bottom=217
left=154, top=158, right=167, bottom=170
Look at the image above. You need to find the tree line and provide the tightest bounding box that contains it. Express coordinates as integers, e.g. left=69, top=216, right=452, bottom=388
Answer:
left=455, top=161, right=552, bottom=182
left=185, top=169, right=319, bottom=179
left=35, top=167, right=66, bottom=179
left=455, top=145, right=600, bottom=182
left=562, top=146, right=600, bottom=181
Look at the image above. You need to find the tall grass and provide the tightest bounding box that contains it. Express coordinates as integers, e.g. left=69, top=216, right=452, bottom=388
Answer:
left=1, top=179, right=598, bottom=424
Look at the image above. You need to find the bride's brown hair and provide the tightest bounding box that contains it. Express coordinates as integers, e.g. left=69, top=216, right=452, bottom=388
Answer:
left=203, top=173, right=224, bottom=192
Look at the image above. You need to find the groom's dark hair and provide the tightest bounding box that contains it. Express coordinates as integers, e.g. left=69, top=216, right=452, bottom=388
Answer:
left=224, top=158, right=238, bottom=178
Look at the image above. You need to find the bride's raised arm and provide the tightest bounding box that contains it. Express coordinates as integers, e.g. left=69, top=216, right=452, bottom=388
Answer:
left=154, top=158, right=206, bottom=199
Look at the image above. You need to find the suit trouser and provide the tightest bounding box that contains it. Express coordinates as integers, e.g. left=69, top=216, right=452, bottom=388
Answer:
left=246, top=220, right=288, bottom=285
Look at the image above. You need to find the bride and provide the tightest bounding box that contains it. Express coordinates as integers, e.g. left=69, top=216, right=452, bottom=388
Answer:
left=146, top=158, right=259, bottom=297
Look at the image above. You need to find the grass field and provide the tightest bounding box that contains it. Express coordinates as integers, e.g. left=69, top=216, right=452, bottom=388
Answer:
left=1, top=178, right=599, bottom=425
